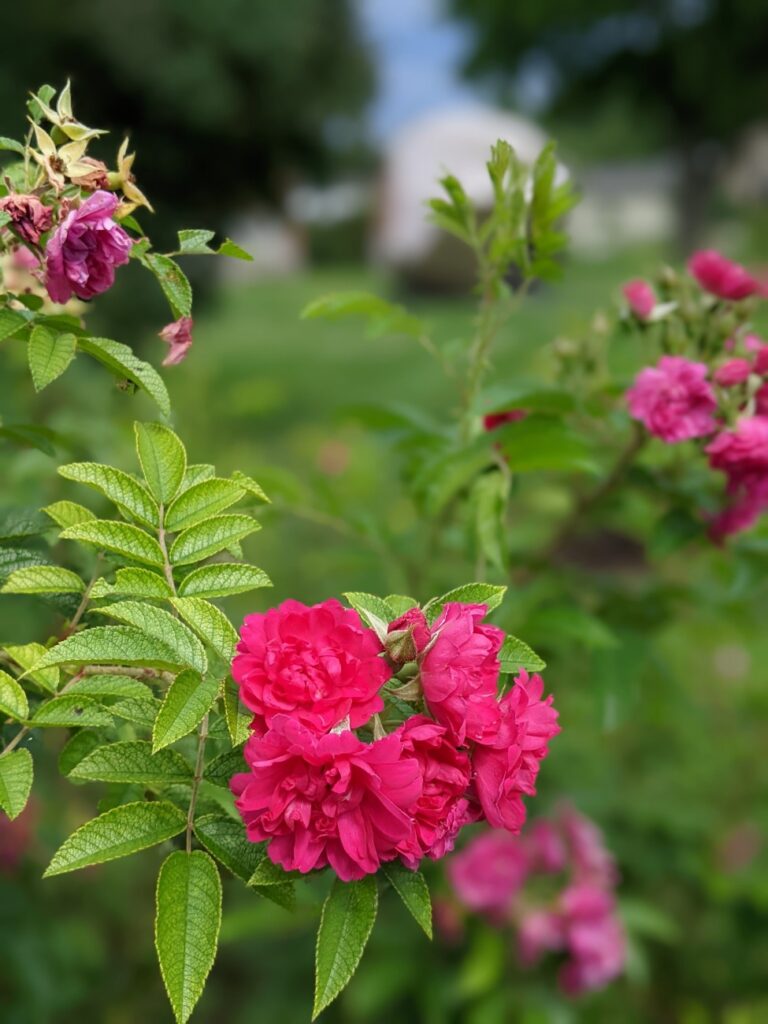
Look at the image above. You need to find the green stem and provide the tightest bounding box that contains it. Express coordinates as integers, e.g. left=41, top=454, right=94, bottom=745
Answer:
left=186, top=713, right=209, bottom=853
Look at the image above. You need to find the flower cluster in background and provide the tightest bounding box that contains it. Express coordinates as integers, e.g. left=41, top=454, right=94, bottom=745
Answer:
left=623, top=250, right=768, bottom=539
left=230, top=598, right=559, bottom=881
left=446, top=806, right=626, bottom=997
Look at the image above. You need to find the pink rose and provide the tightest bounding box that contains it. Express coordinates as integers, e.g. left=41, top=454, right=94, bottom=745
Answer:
left=159, top=316, right=193, bottom=366
left=231, top=716, right=421, bottom=881
left=527, top=818, right=568, bottom=873
left=232, top=599, right=389, bottom=736
left=558, top=883, right=626, bottom=995
left=706, top=417, right=768, bottom=539
left=518, top=909, right=565, bottom=965
left=419, top=602, right=504, bottom=744
left=447, top=830, right=530, bottom=915
left=714, top=358, right=752, bottom=387
left=688, top=249, right=760, bottom=301
left=483, top=409, right=527, bottom=431
left=561, top=806, right=618, bottom=887
left=622, top=279, right=656, bottom=320
left=394, top=715, right=473, bottom=868
left=45, top=190, right=131, bottom=303
left=473, top=670, right=559, bottom=833
left=0, top=194, right=53, bottom=245
left=626, top=355, right=717, bottom=443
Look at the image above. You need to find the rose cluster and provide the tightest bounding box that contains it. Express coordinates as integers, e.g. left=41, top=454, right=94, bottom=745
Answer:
left=230, top=598, right=558, bottom=882
left=624, top=250, right=768, bottom=539
left=447, top=806, right=626, bottom=996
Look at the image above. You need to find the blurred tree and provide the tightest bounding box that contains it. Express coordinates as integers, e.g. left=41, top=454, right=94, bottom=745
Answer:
left=0, top=0, right=374, bottom=244
left=448, top=0, right=768, bottom=250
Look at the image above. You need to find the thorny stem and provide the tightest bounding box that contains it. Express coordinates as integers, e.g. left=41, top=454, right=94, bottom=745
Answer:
left=186, top=713, right=209, bottom=853
left=81, top=665, right=175, bottom=683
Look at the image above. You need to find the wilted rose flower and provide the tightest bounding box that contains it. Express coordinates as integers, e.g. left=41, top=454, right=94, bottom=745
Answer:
left=69, top=157, right=110, bottom=191
left=0, top=194, right=53, bottom=245
left=45, top=189, right=131, bottom=303
left=419, top=603, right=504, bottom=744
left=627, top=355, right=717, bottom=443
left=688, top=249, right=760, bottom=301
left=231, top=716, right=421, bottom=881
left=714, top=358, right=753, bottom=387
left=232, top=598, right=389, bottom=736
left=394, top=715, right=473, bottom=868
left=159, top=316, right=193, bottom=366
left=622, top=279, right=656, bottom=320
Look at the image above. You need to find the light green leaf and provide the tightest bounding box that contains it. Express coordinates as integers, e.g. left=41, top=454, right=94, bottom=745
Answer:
left=171, top=597, right=238, bottom=662
left=473, top=469, right=510, bottom=572
left=223, top=677, right=250, bottom=747
left=181, top=465, right=216, bottom=490
left=65, top=674, right=154, bottom=701
left=216, top=238, right=252, bottom=261
left=28, top=326, right=77, bottom=391
left=496, top=416, right=595, bottom=474
left=499, top=635, right=546, bottom=674
left=0, top=306, right=27, bottom=343
left=155, top=850, right=222, bottom=1024
left=301, top=291, right=425, bottom=340
left=169, top=515, right=260, bottom=566
left=95, top=602, right=207, bottom=676
left=43, top=500, right=96, bottom=529
left=0, top=749, right=33, bottom=820
left=31, top=695, right=114, bottom=728
left=135, top=422, right=187, bottom=505
left=141, top=252, right=193, bottom=318
left=176, top=228, right=215, bottom=255
left=204, top=746, right=246, bottom=788
left=111, top=696, right=162, bottom=728
left=59, top=731, right=103, bottom=776
left=78, top=337, right=171, bottom=417
left=248, top=857, right=298, bottom=886
left=44, top=800, right=186, bottom=876
left=385, top=594, right=418, bottom=616
left=3, top=642, right=59, bottom=693
left=90, top=567, right=172, bottom=600
left=2, top=565, right=84, bottom=595
left=69, top=741, right=191, bottom=786
left=424, top=583, right=507, bottom=624
left=166, top=478, right=246, bottom=532
left=31, top=626, right=187, bottom=673
left=0, top=670, right=29, bottom=721
left=60, top=520, right=164, bottom=567
left=381, top=862, right=432, bottom=938
left=0, top=136, right=25, bottom=155
left=152, top=670, right=219, bottom=752
left=313, top=876, right=378, bottom=1020
left=178, top=563, right=271, bottom=599
left=342, top=592, right=394, bottom=638
left=58, top=462, right=159, bottom=528
left=230, top=470, right=270, bottom=503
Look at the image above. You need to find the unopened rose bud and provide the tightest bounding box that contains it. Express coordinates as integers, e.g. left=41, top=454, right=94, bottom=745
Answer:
left=385, top=607, right=429, bottom=666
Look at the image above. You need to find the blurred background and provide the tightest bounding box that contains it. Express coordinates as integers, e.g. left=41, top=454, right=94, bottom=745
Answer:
left=1, top=1, right=768, bottom=1021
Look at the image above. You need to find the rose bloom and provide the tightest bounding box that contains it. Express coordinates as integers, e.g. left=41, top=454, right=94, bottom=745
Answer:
left=558, top=884, right=626, bottom=996
left=448, top=830, right=531, bottom=916
left=473, top=669, right=559, bottom=833
left=159, top=316, right=193, bottom=366
left=561, top=806, right=618, bottom=887
left=45, top=189, right=131, bottom=303
left=526, top=818, right=568, bottom=873
left=622, top=279, right=656, bottom=320
left=706, top=417, right=768, bottom=539
left=483, top=409, right=527, bottom=431
left=518, top=909, right=565, bottom=965
left=231, top=716, right=421, bottom=881
left=232, top=599, right=389, bottom=736
left=688, top=249, right=760, bottom=301
left=714, top=358, right=752, bottom=387
left=0, top=194, right=53, bottom=245
left=395, top=715, right=474, bottom=868
left=626, top=355, right=717, bottom=442
left=419, top=603, right=504, bottom=744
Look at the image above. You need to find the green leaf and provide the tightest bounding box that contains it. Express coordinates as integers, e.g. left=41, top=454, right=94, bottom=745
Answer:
left=495, top=416, right=595, bottom=474
left=170, top=514, right=260, bottom=566
left=424, top=583, right=507, bottom=624
left=178, top=563, right=271, bottom=599
left=216, top=238, right=253, bottom=261
left=43, top=500, right=96, bottom=529
left=31, top=626, right=187, bottom=673
left=111, top=696, right=162, bottom=728
left=28, top=326, right=77, bottom=391
left=134, top=422, right=187, bottom=506
left=473, top=470, right=510, bottom=572
left=0, top=749, right=33, bottom=820
left=223, top=677, right=250, bottom=747
left=204, top=746, right=246, bottom=788
left=0, top=307, right=28, bottom=343
left=0, top=136, right=25, bottom=156
left=194, top=816, right=295, bottom=909
left=69, top=741, right=191, bottom=786
left=0, top=670, right=29, bottom=721
left=176, top=228, right=215, bottom=255
left=313, top=876, right=378, bottom=1019
left=385, top=595, right=418, bottom=616
left=60, top=519, right=164, bottom=567
left=155, top=850, right=222, bottom=1024
left=152, top=670, right=219, bottom=752
left=31, top=695, right=114, bottom=728
left=0, top=507, right=50, bottom=542
left=59, top=730, right=103, bottom=776
left=0, top=548, right=47, bottom=587
left=499, top=635, right=546, bottom=674
left=230, top=470, right=270, bottom=503
left=3, top=642, right=58, bottom=693
left=166, top=478, right=246, bottom=532
left=2, top=565, right=84, bottom=595
left=90, top=567, right=172, bottom=600
left=181, top=464, right=216, bottom=490
left=44, top=800, right=186, bottom=877
left=301, top=291, right=425, bottom=340
left=65, top=674, right=154, bottom=701
left=95, top=602, right=208, bottom=676
left=381, top=862, right=432, bottom=938
left=142, top=252, right=193, bottom=318
left=78, top=337, right=171, bottom=417
left=171, top=597, right=238, bottom=662
left=342, top=592, right=394, bottom=638
left=59, top=462, right=159, bottom=528
left=480, top=384, right=575, bottom=416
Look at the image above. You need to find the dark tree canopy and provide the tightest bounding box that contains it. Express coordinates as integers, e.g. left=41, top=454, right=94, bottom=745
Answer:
left=0, top=0, right=374, bottom=239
